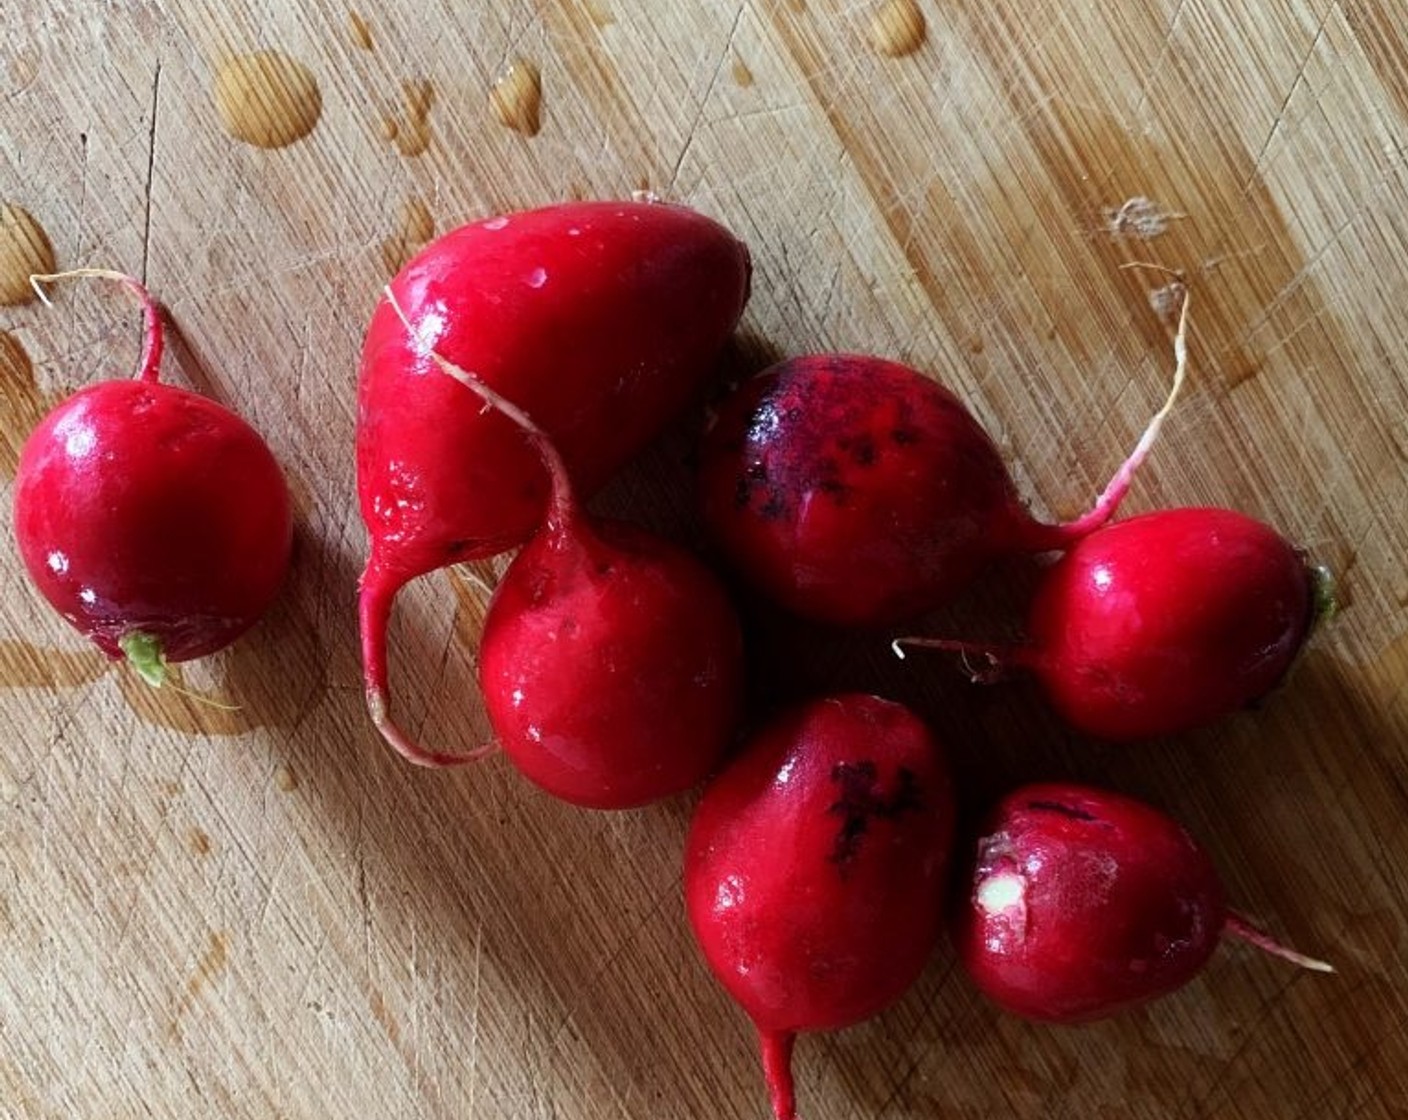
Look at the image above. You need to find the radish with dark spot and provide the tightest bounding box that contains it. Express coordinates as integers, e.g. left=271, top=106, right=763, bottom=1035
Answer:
left=377, top=290, right=744, bottom=797
left=954, top=782, right=1332, bottom=1023
left=357, top=199, right=750, bottom=759
left=895, top=506, right=1334, bottom=741
left=685, top=693, right=954, bottom=1120
left=697, top=289, right=1188, bottom=626
left=13, top=269, right=292, bottom=686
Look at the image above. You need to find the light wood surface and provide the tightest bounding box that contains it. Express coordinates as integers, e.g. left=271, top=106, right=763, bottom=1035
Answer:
left=3, top=2, right=1406, bottom=1117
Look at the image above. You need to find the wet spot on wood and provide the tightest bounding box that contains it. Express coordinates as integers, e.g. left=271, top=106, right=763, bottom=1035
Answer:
left=169, top=931, right=229, bottom=1037
left=213, top=50, right=323, bottom=149
left=732, top=54, right=755, bottom=87
left=369, top=988, right=401, bottom=1045
left=0, top=639, right=106, bottom=689
left=275, top=766, right=298, bottom=792
left=491, top=59, right=543, bottom=137
left=583, top=0, right=614, bottom=28
left=189, top=828, right=212, bottom=856
left=348, top=11, right=374, bottom=51
left=870, top=0, right=926, bottom=58
left=1, top=330, right=68, bottom=477
left=380, top=195, right=435, bottom=276
left=386, top=79, right=434, bottom=156
left=0, top=204, right=56, bottom=306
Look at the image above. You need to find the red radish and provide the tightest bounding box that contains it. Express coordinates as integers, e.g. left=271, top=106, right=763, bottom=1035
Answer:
left=954, top=782, right=1332, bottom=1024
left=697, top=288, right=1189, bottom=627
left=895, top=506, right=1332, bottom=741
left=13, top=269, right=292, bottom=686
left=357, top=199, right=750, bottom=760
left=376, top=290, right=745, bottom=791
left=685, top=693, right=954, bottom=1120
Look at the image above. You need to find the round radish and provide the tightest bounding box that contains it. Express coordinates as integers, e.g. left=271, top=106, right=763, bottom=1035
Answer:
left=697, top=292, right=1188, bottom=626
left=357, top=199, right=750, bottom=758
left=13, top=269, right=292, bottom=686
left=954, top=782, right=1332, bottom=1024
left=896, top=506, right=1332, bottom=741
left=374, top=291, right=745, bottom=795
left=685, top=693, right=954, bottom=1120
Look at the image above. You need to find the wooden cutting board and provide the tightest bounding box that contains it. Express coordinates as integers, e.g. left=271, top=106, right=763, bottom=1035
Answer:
left=3, top=1, right=1406, bottom=1116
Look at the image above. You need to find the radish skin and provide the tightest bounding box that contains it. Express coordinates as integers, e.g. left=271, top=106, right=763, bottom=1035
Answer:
left=954, top=783, right=1332, bottom=1024
left=685, top=694, right=954, bottom=1118
left=696, top=285, right=1188, bottom=626
left=895, top=506, right=1330, bottom=740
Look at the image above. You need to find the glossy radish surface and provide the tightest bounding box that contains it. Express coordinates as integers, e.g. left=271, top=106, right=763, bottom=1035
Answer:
left=685, top=693, right=954, bottom=1120
left=13, top=270, right=292, bottom=686
left=697, top=295, right=1187, bottom=626
left=954, top=782, right=1332, bottom=1024
left=374, top=292, right=744, bottom=792
left=479, top=514, right=744, bottom=805
left=899, top=506, right=1329, bottom=741
left=357, top=199, right=750, bottom=757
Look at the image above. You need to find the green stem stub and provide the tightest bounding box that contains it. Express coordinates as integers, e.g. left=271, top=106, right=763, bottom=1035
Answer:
left=119, top=631, right=168, bottom=688
left=1310, top=563, right=1338, bottom=633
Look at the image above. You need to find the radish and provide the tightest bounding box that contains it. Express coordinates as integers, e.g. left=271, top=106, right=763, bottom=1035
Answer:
left=13, top=269, right=292, bottom=686
left=685, top=693, right=954, bottom=1120
left=954, top=782, right=1332, bottom=1024
left=895, top=506, right=1333, bottom=741
left=357, top=199, right=750, bottom=760
left=375, top=290, right=745, bottom=791
left=697, top=288, right=1188, bottom=626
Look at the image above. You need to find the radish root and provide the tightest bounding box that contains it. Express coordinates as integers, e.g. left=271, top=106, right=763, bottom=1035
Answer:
left=1223, top=910, right=1334, bottom=973
left=358, top=284, right=578, bottom=770
left=890, top=636, right=1020, bottom=683
left=1021, top=270, right=1190, bottom=550
left=382, top=284, right=576, bottom=529
left=29, top=267, right=165, bottom=385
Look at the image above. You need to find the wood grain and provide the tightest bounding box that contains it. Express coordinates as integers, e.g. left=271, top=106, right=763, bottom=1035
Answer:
left=2, top=1, right=1406, bottom=1117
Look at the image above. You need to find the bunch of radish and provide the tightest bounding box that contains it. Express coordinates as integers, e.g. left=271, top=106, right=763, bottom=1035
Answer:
left=10, top=196, right=1336, bottom=1120
left=682, top=281, right=1332, bottom=1115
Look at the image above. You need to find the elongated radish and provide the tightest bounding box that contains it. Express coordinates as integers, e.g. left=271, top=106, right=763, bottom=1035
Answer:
left=954, top=782, right=1332, bottom=1023
left=357, top=199, right=750, bottom=759
left=375, top=290, right=745, bottom=794
left=685, top=693, right=954, bottom=1120
left=697, top=287, right=1188, bottom=626
left=894, top=506, right=1332, bottom=741
left=13, top=269, right=292, bottom=685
